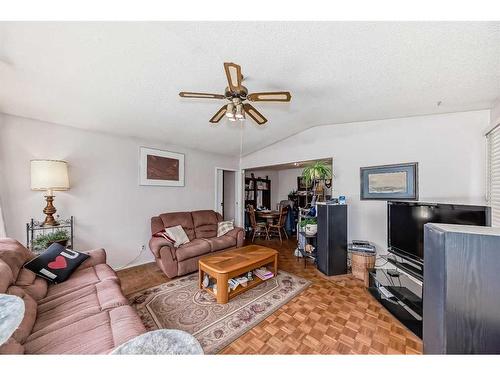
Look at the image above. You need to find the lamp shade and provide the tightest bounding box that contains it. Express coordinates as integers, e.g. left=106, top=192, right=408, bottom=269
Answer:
left=31, top=159, right=70, bottom=191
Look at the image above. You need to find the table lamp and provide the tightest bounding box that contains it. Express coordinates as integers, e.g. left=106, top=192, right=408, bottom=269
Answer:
left=30, top=159, right=70, bottom=226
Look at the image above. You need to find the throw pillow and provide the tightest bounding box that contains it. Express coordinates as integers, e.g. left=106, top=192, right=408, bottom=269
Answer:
left=152, top=229, right=175, bottom=244
left=217, top=221, right=234, bottom=237
left=164, top=225, right=190, bottom=248
left=23, top=243, right=89, bottom=284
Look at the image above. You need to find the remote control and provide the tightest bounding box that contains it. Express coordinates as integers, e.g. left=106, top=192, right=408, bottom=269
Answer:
left=378, top=286, right=395, bottom=299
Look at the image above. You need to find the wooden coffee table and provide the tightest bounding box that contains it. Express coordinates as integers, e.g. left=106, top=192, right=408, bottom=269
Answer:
left=198, top=245, right=278, bottom=304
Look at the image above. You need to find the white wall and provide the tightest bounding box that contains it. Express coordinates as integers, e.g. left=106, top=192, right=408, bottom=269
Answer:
left=492, top=98, right=500, bottom=127
left=242, top=110, right=490, bottom=254
left=0, top=114, right=238, bottom=268
left=277, top=168, right=302, bottom=202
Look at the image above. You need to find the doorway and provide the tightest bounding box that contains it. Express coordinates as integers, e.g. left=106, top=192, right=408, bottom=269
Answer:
left=215, top=168, right=238, bottom=222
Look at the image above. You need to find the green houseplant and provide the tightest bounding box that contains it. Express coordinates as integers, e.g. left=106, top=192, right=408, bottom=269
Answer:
left=299, top=217, right=318, bottom=235
left=301, top=161, right=332, bottom=184
left=32, top=230, right=69, bottom=251
left=301, top=161, right=333, bottom=200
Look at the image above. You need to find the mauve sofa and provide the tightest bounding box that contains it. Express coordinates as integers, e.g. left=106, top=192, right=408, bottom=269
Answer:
left=149, top=210, right=244, bottom=278
left=0, top=238, right=146, bottom=355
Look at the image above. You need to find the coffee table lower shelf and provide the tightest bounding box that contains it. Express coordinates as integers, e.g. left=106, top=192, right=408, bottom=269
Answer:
left=203, top=275, right=272, bottom=301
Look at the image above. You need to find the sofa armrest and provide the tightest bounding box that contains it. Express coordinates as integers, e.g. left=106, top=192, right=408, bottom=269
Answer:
left=225, top=227, right=245, bottom=247
left=149, top=237, right=175, bottom=259
left=78, top=248, right=107, bottom=270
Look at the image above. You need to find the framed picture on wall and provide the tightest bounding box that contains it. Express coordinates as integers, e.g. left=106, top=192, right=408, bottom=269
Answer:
left=139, top=147, right=185, bottom=186
left=360, top=162, right=418, bottom=200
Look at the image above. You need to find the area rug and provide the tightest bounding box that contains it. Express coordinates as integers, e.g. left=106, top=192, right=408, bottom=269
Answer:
left=128, top=271, right=311, bottom=354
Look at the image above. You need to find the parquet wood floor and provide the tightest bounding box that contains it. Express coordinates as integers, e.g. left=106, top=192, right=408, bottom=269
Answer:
left=117, top=237, right=422, bottom=354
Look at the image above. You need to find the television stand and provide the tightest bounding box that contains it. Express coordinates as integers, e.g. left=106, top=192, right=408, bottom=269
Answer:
left=381, top=254, right=423, bottom=282
left=368, top=268, right=423, bottom=338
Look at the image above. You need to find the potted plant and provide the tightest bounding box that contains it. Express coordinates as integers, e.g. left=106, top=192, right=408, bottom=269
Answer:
left=299, top=217, right=318, bottom=236
left=301, top=161, right=333, bottom=199
left=32, top=230, right=69, bottom=252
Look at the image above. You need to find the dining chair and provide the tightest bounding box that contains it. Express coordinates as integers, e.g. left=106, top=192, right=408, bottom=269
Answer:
left=247, top=205, right=269, bottom=242
left=267, top=206, right=289, bottom=245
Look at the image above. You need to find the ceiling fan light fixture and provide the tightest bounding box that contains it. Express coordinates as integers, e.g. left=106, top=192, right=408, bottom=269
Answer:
left=235, top=103, right=245, bottom=120
left=225, top=103, right=235, bottom=118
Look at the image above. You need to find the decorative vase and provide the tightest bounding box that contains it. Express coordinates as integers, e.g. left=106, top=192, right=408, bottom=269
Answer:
left=304, top=224, right=317, bottom=236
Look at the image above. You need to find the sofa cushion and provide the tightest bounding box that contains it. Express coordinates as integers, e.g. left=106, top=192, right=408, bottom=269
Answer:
left=6, top=286, right=38, bottom=344
left=14, top=268, right=48, bottom=301
left=205, top=235, right=237, bottom=252
left=0, top=238, right=33, bottom=283
left=31, top=279, right=128, bottom=337
left=24, top=243, right=90, bottom=284
left=24, top=305, right=146, bottom=354
left=0, top=338, right=24, bottom=354
left=175, top=239, right=211, bottom=262
left=0, top=260, right=13, bottom=294
left=159, top=212, right=196, bottom=241
left=192, top=210, right=219, bottom=239
left=44, top=263, right=119, bottom=301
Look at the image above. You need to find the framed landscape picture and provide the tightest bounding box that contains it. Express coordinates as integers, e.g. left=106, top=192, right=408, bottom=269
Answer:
left=360, top=162, right=418, bottom=200
left=139, top=147, right=185, bottom=186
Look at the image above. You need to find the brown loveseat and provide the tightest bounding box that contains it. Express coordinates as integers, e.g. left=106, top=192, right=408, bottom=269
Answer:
left=0, top=238, right=146, bottom=355
left=149, top=210, right=244, bottom=278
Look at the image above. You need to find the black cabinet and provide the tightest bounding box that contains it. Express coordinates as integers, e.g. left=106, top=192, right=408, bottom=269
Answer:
left=316, top=204, right=347, bottom=276
left=424, top=223, right=500, bottom=354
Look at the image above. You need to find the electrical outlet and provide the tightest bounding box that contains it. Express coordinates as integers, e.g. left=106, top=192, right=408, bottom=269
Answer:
left=140, top=245, right=145, bottom=252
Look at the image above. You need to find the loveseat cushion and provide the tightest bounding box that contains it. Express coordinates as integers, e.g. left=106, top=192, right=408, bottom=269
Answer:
left=24, top=305, right=146, bottom=354
left=175, top=239, right=211, bottom=262
left=192, top=210, right=219, bottom=239
left=159, top=212, right=196, bottom=241
left=205, top=235, right=236, bottom=252
left=31, top=279, right=128, bottom=337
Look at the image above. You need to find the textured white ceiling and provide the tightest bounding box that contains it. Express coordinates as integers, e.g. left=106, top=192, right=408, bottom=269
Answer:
left=0, top=22, right=499, bottom=156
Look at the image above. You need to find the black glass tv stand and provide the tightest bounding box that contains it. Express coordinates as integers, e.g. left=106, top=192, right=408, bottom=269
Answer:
left=368, top=268, right=423, bottom=338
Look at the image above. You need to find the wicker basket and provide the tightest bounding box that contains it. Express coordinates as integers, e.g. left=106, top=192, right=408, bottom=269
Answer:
left=351, top=251, right=375, bottom=287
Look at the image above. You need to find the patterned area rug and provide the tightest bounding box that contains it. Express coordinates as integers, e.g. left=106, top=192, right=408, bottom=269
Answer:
left=128, top=271, right=311, bottom=354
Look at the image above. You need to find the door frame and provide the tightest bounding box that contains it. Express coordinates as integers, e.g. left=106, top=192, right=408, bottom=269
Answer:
left=214, top=167, right=241, bottom=225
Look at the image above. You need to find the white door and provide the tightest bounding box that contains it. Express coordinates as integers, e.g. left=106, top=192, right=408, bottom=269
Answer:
left=223, top=170, right=236, bottom=221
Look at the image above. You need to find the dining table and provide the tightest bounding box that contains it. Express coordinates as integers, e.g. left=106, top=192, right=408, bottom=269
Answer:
left=255, top=210, right=280, bottom=225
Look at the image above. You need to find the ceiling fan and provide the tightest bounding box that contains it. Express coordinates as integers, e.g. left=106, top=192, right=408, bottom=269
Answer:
left=179, top=62, right=291, bottom=125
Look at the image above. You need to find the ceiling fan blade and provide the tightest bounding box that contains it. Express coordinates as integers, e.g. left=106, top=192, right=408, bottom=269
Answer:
left=179, top=92, right=225, bottom=99
left=209, top=106, right=227, bottom=123
left=247, top=91, right=291, bottom=102
left=243, top=103, right=267, bottom=125
left=223, top=62, right=242, bottom=92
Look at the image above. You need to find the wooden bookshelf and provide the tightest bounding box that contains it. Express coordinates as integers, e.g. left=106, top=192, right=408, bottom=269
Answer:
left=245, top=176, right=271, bottom=209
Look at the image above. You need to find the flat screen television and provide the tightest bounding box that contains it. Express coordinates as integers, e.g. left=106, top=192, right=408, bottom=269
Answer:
left=388, top=201, right=491, bottom=264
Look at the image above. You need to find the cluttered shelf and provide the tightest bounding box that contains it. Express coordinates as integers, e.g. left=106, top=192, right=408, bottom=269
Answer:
left=201, top=267, right=274, bottom=299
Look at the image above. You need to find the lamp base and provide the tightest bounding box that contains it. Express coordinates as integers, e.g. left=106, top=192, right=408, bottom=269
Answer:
left=42, top=195, right=59, bottom=226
